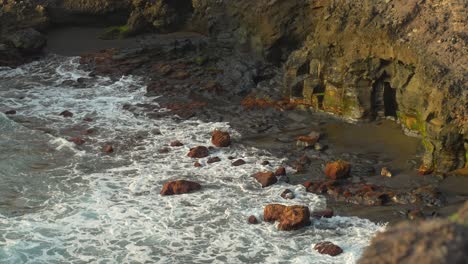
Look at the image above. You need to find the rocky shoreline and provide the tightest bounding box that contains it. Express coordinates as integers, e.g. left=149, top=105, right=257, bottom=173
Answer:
left=1, top=0, right=467, bottom=262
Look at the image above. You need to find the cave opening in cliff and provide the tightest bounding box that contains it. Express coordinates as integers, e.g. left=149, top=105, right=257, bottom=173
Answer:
left=372, top=78, right=398, bottom=119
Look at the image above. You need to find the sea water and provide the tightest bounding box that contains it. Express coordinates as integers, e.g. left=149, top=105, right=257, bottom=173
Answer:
left=0, top=56, right=385, bottom=264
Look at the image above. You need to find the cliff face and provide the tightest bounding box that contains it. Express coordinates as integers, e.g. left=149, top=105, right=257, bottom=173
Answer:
left=0, top=0, right=466, bottom=171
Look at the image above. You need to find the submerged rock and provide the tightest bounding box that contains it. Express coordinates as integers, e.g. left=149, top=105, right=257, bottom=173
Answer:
left=314, top=241, right=343, bottom=256
left=325, top=160, right=351, bottom=180
left=4, top=110, right=16, bottom=115
left=274, top=166, right=287, bottom=176
left=102, top=145, right=114, bottom=153
left=170, top=140, right=184, bottom=147
left=211, top=130, right=231, bottom=147
left=160, top=180, right=201, bottom=196
left=187, top=146, right=209, bottom=158
left=253, top=172, right=277, bottom=188
left=69, top=137, right=85, bottom=145
left=312, top=209, right=334, bottom=219
left=264, top=204, right=311, bottom=231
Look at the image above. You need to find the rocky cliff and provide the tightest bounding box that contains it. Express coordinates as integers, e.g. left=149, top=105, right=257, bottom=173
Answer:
left=0, top=0, right=466, bottom=171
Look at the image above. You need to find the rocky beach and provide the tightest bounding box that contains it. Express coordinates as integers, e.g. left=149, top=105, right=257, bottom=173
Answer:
left=0, top=0, right=467, bottom=263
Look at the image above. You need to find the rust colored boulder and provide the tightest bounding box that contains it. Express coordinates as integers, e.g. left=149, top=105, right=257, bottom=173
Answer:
left=296, top=131, right=320, bottom=148
left=275, top=166, right=286, bottom=176
left=325, top=160, right=351, bottom=180
left=194, top=161, right=202, bottom=167
left=248, top=215, right=258, bottom=224
left=160, top=180, right=201, bottom=196
left=60, top=110, right=73, bottom=118
left=211, top=130, right=231, bottom=147
left=232, top=159, right=246, bottom=166
left=187, top=146, right=209, bottom=158
left=207, top=157, right=221, bottom=164
left=102, top=145, right=114, bottom=153
left=264, top=204, right=311, bottom=231
left=314, top=241, right=343, bottom=256
left=170, top=140, right=184, bottom=147
left=69, top=137, right=85, bottom=145
left=253, top=172, right=277, bottom=188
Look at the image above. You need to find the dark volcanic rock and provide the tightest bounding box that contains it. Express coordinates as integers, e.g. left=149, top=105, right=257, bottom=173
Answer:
left=232, top=159, right=246, bottom=166
left=211, top=130, right=231, bottom=147
left=253, top=172, right=277, bottom=188
left=187, top=146, right=209, bottom=158
left=170, top=140, right=184, bottom=147
left=6, top=28, right=46, bottom=54
left=314, top=242, right=343, bottom=256
left=207, top=157, right=221, bottom=164
left=4, top=110, right=16, bottom=115
left=160, top=180, right=201, bottom=196
left=264, top=204, right=311, bottom=231
left=59, top=110, right=74, bottom=118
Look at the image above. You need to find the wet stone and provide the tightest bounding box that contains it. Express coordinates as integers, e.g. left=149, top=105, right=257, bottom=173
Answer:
left=232, top=159, right=246, bottom=166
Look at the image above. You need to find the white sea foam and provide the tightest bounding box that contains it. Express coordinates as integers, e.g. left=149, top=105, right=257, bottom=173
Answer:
left=0, top=56, right=385, bottom=263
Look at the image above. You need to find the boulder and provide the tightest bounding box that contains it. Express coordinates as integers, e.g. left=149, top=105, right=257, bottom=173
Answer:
left=314, top=241, right=343, bottom=256
left=211, top=130, right=231, bottom=147
left=274, top=166, right=287, bottom=176
left=4, top=110, right=16, bottom=115
left=264, top=204, right=311, bottom=231
left=194, top=161, right=202, bottom=167
left=160, top=180, right=201, bottom=196
left=232, top=159, right=246, bottom=166
left=248, top=215, right=258, bottom=224
left=6, top=28, right=46, bottom=54
left=280, top=189, right=295, bottom=199
left=207, top=157, right=221, bottom=164
left=296, top=133, right=320, bottom=148
left=253, top=172, right=277, bottom=188
left=325, top=160, right=351, bottom=180
left=102, top=145, right=114, bottom=153
left=59, top=110, right=74, bottom=118
left=170, top=140, right=184, bottom=147
left=187, top=146, right=209, bottom=158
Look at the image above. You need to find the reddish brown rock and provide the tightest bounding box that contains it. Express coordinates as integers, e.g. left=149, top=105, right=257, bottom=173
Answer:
left=4, top=110, right=16, bottom=115
left=264, top=204, right=311, bottom=231
left=187, top=146, right=209, bottom=158
left=232, top=159, right=246, bottom=166
left=207, top=157, right=221, bottom=164
left=303, top=181, right=313, bottom=189
left=211, top=130, right=231, bottom=147
left=296, top=132, right=320, bottom=147
left=325, top=160, right=351, bottom=180
left=312, top=209, right=334, bottom=219
left=69, top=137, right=85, bottom=145
left=253, top=172, right=277, bottom=188
left=160, top=180, right=201, bottom=196
left=275, top=166, right=287, bottom=176
left=60, top=110, right=73, bottom=118
left=170, top=140, right=184, bottom=147
left=314, top=241, right=343, bottom=256
left=194, top=161, right=202, bottom=168
left=248, top=215, right=258, bottom=224
left=103, top=145, right=114, bottom=153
